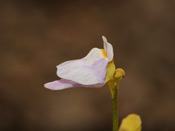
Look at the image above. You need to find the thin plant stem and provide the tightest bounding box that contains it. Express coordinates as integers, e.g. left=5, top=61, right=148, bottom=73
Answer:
left=109, top=80, right=119, bottom=131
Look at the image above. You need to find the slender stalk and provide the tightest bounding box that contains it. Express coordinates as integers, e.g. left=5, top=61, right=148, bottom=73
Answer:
left=108, top=68, right=125, bottom=131
left=112, top=82, right=118, bottom=131
left=108, top=80, right=119, bottom=131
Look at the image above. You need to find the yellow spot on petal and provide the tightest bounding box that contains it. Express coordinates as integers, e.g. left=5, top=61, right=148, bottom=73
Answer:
left=101, top=49, right=107, bottom=58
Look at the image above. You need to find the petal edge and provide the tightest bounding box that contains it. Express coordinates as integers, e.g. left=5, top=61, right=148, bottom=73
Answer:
left=102, top=36, right=114, bottom=62
left=44, top=79, right=105, bottom=90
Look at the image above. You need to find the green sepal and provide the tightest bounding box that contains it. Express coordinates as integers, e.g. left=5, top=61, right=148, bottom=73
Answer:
left=105, top=60, right=116, bottom=82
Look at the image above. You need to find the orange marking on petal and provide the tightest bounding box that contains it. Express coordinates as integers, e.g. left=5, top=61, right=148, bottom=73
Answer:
left=101, top=49, right=107, bottom=58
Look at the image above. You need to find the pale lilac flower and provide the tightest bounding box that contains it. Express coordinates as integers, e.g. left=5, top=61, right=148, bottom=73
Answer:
left=44, top=36, right=114, bottom=90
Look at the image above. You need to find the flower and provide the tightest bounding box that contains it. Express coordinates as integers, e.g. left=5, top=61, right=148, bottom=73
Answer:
left=44, top=36, right=115, bottom=90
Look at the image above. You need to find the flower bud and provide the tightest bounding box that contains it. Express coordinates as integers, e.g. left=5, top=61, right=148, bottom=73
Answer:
left=119, top=114, right=142, bottom=131
left=114, top=68, right=125, bottom=80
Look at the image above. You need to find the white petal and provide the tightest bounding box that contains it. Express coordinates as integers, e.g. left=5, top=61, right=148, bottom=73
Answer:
left=84, top=48, right=107, bottom=65
left=44, top=79, right=105, bottom=90
left=56, top=48, right=108, bottom=85
left=44, top=79, right=77, bottom=90
left=102, top=36, right=114, bottom=62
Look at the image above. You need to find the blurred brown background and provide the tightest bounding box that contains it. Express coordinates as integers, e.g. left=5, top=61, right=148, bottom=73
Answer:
left=0, top=0, right=175, bottom=131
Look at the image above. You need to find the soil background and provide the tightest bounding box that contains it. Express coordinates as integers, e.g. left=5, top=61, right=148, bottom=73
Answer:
left=0, top=0, right=175, bottom=131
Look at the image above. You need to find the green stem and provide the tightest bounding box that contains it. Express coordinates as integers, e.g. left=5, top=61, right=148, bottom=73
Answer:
left=109, top=80, right=119, bottom=131
left=112, top=83, right=118, bottom=131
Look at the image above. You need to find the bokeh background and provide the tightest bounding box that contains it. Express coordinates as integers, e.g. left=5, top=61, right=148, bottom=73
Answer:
left=0, top=0, right=175, bottom=131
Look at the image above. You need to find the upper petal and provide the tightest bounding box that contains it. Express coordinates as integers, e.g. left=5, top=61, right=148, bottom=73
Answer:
left=44, top=79, right=105, bottom=90
left=102, top=36, right=114, bottom=62
left=56, top=48, right=108, bottom=85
